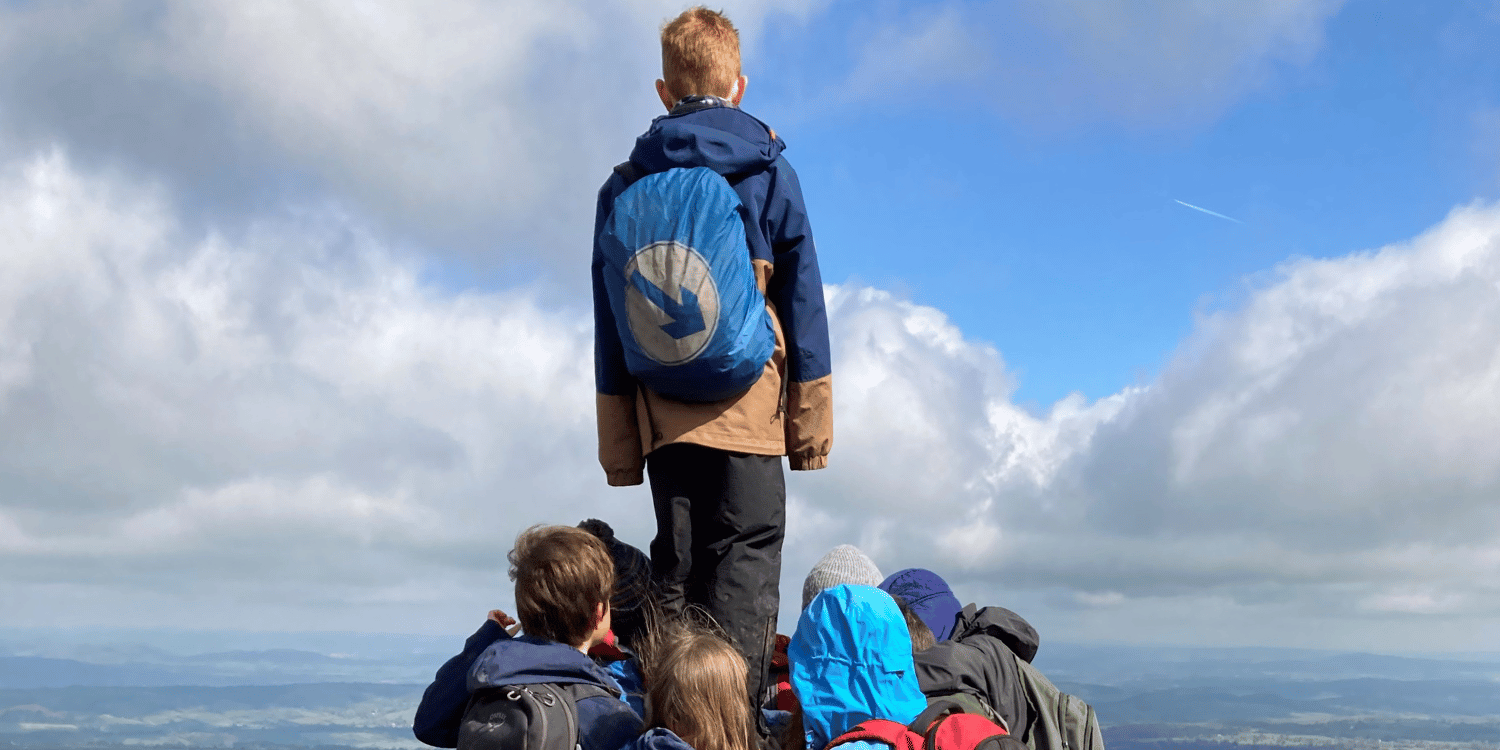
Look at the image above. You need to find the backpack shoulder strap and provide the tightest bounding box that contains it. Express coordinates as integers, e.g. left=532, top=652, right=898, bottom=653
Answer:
left=554, top=682, right=614, bottom=702
left=826, top=719, right=924, bottom=750
left=910, top=699, right=962, bottom=735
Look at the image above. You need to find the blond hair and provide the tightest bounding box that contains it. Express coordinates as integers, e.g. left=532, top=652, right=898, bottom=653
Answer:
left=643, top=618, right=754, bottom=750
left=509, top=525, right=614, bottom=647
left=660, top=7, right=741, bottom=100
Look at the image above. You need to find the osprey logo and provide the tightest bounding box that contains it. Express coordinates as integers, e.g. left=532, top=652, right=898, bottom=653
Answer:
left=624, top=241, right=719, bottom=365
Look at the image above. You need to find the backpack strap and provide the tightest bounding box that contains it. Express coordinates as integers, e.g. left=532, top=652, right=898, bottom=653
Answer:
left=825, top=719, right=923, bottom=750
left=910, top=699, right=963, bottom=734
left=921, top=693, right=1008, bottom=733
left=554, top=682, right=614, bottom=703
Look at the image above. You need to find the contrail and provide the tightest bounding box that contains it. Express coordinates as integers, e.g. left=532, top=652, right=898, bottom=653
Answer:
left=1173, top=199, right=1243, bottom=224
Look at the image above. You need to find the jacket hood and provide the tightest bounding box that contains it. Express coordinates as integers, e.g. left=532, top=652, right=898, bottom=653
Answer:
left=630, top=728, right=695, bottom=750
left=952, top=604, right=1040, bottom=664
left=467, top=635, right=621, bottom=695
left=789, top=585, right=927, bottom=750
left=879, top=568, right=963, bottom=642
left=803, top=545, right=885, bottom=610
left=629, top=102, right=783, bottom=179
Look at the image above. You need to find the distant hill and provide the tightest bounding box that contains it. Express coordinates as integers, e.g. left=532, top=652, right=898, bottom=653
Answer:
left=0, top=683, right=425, bottom=750
left=3, top=631, right=1498, bottom=749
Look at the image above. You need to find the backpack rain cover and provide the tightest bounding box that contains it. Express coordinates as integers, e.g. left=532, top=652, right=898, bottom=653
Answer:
left=600, top=166, right=775, bottom=402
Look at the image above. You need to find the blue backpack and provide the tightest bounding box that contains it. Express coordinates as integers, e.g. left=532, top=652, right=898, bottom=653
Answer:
left=598, top=163, right=776, bottom=402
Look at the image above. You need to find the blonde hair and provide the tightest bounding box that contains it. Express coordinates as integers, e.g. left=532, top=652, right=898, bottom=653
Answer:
left=642, top=617, right=754, bottom=750
left=660, top=7, right=741, bottom=100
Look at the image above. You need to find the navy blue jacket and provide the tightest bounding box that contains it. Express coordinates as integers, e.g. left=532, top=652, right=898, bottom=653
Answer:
left=593, top=99, right=833, bottom=485
left=412, top=622, right=642, bottom=750
left=628, top=728, right=696, bottom=750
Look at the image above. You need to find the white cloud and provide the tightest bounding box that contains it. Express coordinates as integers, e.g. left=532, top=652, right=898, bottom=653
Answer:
left=787, top=204, right=1500, bottom=647
left=842, top=0, right=1347, bottom=128
left=0, top=145, right=614, bottom=616
left=0, top=0, right=825, bottom=266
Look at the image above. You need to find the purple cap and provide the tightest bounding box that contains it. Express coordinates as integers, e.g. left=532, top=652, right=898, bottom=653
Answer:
left=879, top=568, right=963, bottom=642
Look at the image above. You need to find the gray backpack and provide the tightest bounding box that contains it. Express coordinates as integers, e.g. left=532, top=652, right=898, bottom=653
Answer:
left=458, top=682, right=611, bottom=750
left=1013, top=658, right=1104, bottom=750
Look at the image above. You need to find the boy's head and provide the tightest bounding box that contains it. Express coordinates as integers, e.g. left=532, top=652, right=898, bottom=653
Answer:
left=509, top=524, right=615, bottom=648
left=657, top=7, right=746, bottom=109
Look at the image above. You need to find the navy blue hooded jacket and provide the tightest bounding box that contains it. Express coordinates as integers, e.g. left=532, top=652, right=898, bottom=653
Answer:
left=412, top=622, right=641, bottom=750
left=593, top=98, right=832, bottom=486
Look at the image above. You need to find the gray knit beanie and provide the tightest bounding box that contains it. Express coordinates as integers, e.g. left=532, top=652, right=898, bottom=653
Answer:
left=801, top=544, right=884, bottom=609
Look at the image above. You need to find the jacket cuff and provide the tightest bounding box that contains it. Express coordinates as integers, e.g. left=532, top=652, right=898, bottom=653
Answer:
left=597, top=392, right=645, bottom=486
left=789, top=454, right=827, bottom=471
left=468, top=618, right=506, bottom=649
left=784, top=374, right=833, bottom=467
left=606, top=468, right=645, bottom=486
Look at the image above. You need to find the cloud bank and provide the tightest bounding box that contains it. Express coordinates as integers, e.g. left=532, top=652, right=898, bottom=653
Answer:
left=3, top=144, right=1498, bottom=649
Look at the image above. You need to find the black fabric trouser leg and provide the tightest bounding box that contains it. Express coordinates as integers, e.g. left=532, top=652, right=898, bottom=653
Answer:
left=646, top=442, right=785, bottom=727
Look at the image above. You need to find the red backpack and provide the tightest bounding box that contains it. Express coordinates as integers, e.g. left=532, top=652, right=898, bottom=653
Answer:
left=825, top=699, right=1026, bottom=750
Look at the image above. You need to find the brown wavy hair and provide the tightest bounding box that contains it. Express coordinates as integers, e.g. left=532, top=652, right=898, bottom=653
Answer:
left=509, top=525, right=614, bottom=647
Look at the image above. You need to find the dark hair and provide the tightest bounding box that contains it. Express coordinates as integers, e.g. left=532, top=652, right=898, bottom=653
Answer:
left=577, top=518, right=656, bottom=648
left=510, top=525, right=614, bottom=647
left=894, top=596, right=936, bottom=653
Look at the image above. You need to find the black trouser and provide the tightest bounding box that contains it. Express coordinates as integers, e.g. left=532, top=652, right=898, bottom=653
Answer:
left=646, top=442, right=785, bottom=727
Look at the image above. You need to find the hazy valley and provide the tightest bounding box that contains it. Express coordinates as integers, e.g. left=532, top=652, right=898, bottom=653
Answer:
left=2, top=630, right=1496, bottom=750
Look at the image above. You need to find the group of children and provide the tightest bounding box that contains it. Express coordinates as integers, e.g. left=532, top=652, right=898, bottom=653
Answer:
left=413, top=526, right=1047, bottom=750
left=412, top=6, right=1069, bottom=750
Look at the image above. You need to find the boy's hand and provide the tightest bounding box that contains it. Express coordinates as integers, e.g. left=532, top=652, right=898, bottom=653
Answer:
left=488, top=609, right=521, bottom=636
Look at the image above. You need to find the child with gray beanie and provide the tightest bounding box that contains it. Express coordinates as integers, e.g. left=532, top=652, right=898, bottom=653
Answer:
left=801, top=544, right=884, bottom=609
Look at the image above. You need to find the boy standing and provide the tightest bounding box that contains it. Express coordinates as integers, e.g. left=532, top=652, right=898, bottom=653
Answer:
left=591, top=5, right=832, bottom=724
left=412, top=525, right=641, bottom=750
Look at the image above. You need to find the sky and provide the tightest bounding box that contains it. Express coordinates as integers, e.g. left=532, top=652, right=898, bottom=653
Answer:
left=2, top=0, right=1499, bottom=655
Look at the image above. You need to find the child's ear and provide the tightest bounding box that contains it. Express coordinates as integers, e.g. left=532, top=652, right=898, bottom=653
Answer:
left=730, top=75, right=748, bottom=106
left=656, top=79, right=675, bottom=111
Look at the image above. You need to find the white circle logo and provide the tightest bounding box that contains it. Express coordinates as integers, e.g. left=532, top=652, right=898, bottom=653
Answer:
left=624, top=242, right=719, bottom=365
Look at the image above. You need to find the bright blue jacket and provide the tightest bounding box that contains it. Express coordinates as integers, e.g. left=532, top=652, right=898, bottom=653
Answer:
left=790, top=585, right=928, bottom=750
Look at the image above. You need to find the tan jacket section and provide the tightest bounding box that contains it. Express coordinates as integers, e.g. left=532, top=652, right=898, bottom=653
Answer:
left=597, top=392, right=645, bottom=486
left=785, top=373, right=832, bottom=470
left=633, top=258, right=788, bottom=458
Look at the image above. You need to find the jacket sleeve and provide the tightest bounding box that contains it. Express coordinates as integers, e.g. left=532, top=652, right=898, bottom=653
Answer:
left=762, top=157, right=832, bottom=470
left=593, top=175, right=645, bottom=486
left=412, top=619, right=508, bottom=747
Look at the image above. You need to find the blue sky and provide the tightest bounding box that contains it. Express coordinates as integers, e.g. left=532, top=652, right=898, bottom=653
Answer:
left=750, top=0, right=1499, bottom=404
left=2, top=0, right=1499, bottom=654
